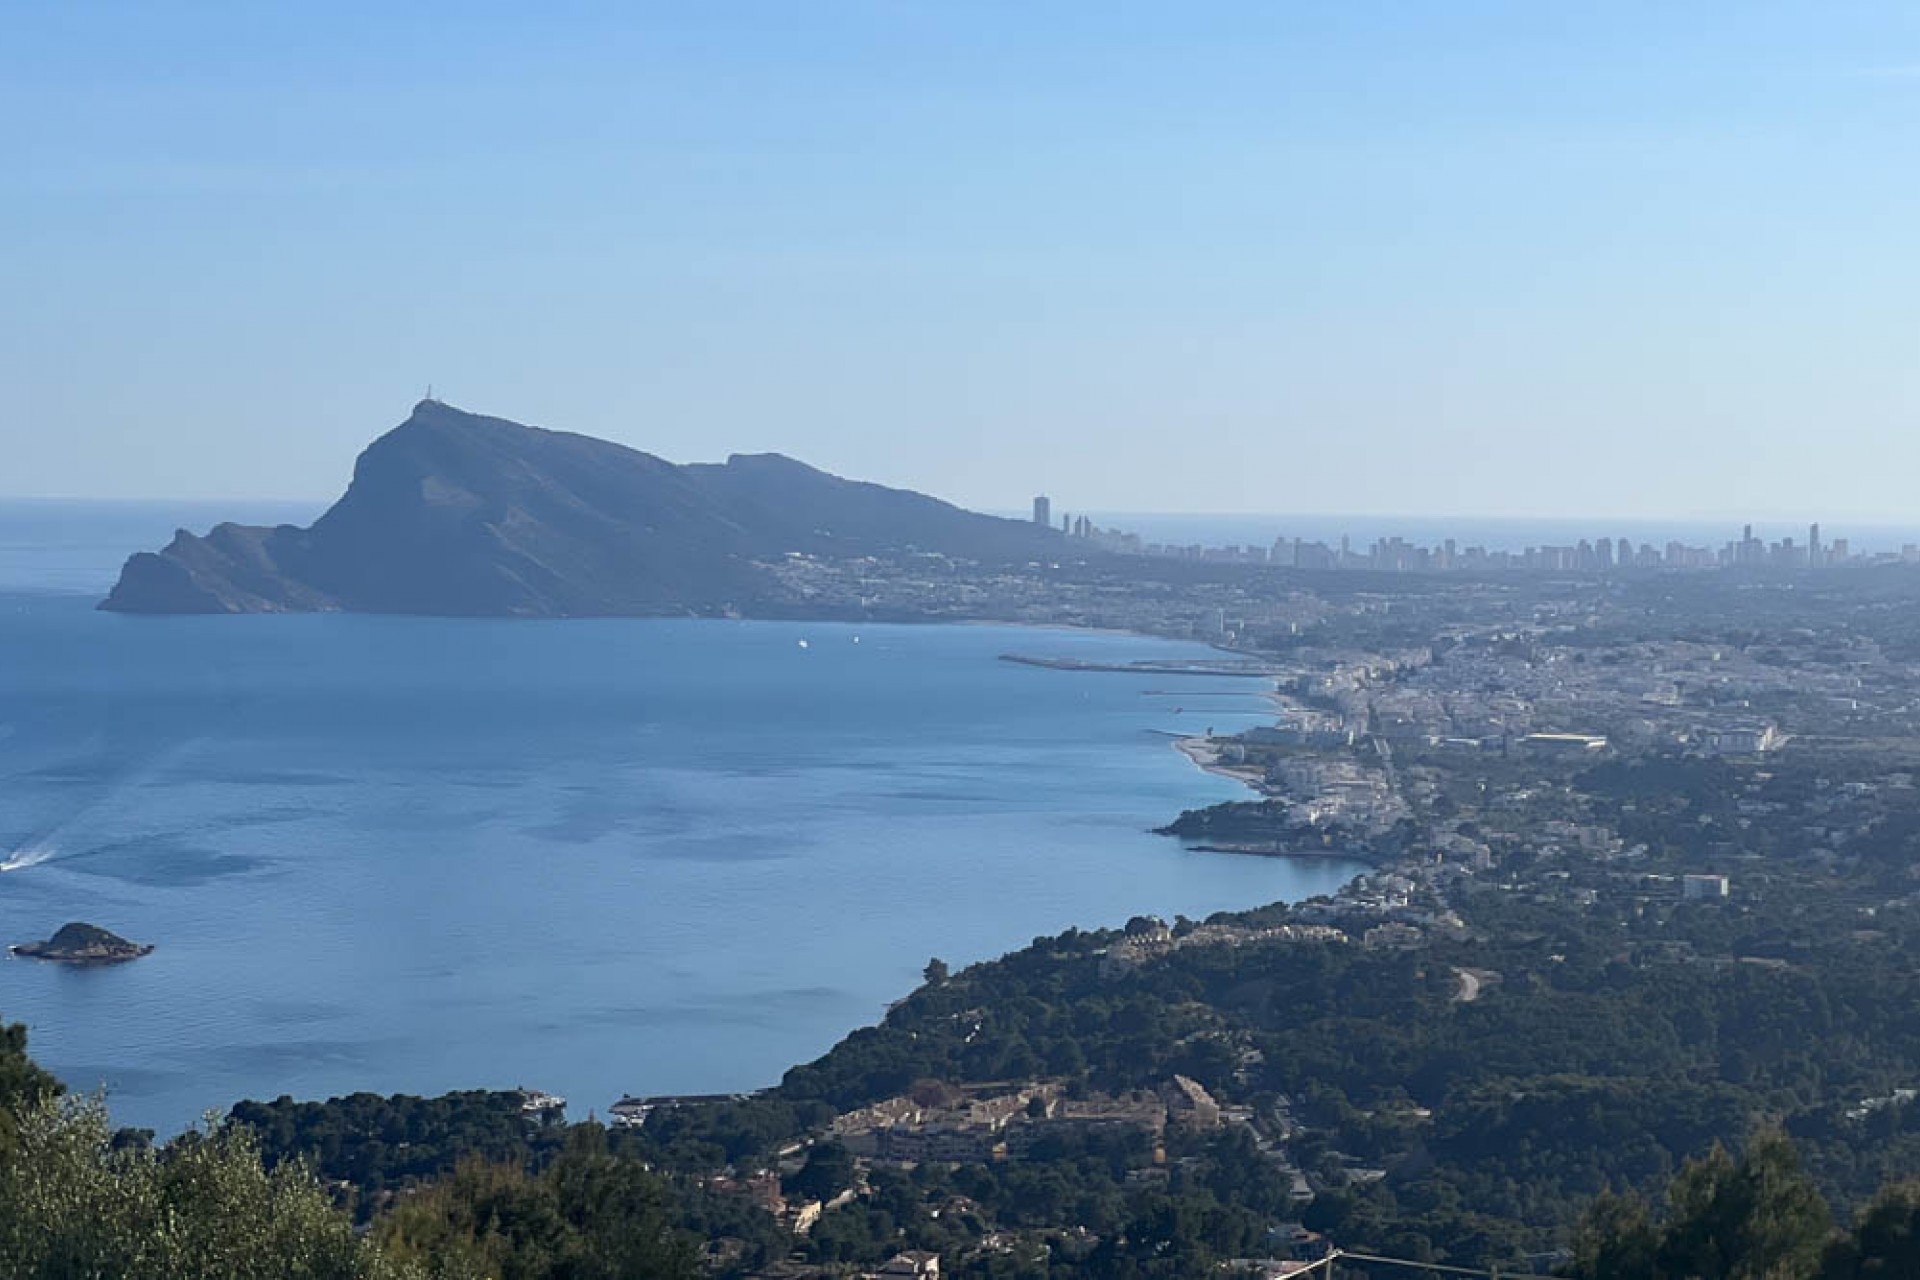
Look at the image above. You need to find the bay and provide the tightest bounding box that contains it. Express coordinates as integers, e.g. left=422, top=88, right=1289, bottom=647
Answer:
left=0, top=504, right=1363, bottom=1135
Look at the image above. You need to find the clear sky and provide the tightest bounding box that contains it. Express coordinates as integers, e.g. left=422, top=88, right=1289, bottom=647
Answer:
left=4, top=3, right=1919, bottom=519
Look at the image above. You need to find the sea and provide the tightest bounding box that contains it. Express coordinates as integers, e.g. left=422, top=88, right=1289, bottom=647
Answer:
left=0, top=500, right=1364, bottom=1135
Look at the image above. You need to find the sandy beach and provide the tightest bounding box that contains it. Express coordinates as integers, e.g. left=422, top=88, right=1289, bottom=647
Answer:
left=1172, top=733, right=1270, bottom=791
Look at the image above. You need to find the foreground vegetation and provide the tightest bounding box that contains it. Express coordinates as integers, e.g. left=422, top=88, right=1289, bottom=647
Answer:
left=13, top=1013, right=1920, bottom=1278
left=0, top=1023, right=700, bottom=1279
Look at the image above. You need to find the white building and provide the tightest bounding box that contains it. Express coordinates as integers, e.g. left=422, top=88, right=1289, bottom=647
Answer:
left=1683, top=874, right=1730, bottom=901
left=1704, top=724, right=1783, bottom=755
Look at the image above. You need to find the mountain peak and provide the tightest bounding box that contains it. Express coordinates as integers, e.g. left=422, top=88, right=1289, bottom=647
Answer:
left=408, top=396, right=463, bottom=420
left=400, top=398, right=497, bottom=430
left=103, top=404, right=1062, bottom=617
left=721, top=451, right=819, bottom=473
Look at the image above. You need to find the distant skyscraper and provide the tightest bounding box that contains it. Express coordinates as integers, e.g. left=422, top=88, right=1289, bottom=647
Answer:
left=1809, top=522, right=1821, bottom=568
left=1032, top=495, right=1051, bottom=527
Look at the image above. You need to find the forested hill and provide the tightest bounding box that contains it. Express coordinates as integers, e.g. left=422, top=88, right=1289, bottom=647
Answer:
left=14, top=877, right=1920, bottom=1276
left=208, top=855, right=1920, bottom=1275
left=101, top=400, right=1064, bottom=617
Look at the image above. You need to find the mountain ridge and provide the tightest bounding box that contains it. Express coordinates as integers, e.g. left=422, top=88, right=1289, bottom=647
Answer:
left=101, top=401, right=1063, bottom=617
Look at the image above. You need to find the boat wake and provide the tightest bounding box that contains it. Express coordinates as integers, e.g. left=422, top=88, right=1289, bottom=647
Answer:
left=0, top=737, right=208, bottom=875
left=0, top=840, right=57, bottom=873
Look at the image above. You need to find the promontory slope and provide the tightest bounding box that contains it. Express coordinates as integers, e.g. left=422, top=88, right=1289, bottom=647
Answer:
left=103, top=401, right=1062, bottom=617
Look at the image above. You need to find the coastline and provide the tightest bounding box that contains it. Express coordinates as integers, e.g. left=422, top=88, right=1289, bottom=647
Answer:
left=1166, top=729, right=1383, bottom=870
left=1171, top=733, right=1269, bottom=791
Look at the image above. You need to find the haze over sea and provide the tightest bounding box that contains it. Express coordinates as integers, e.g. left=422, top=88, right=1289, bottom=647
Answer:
left=0, top=500, right=1363, bottom=1135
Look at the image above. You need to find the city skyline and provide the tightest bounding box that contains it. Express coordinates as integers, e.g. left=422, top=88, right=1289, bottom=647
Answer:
left=1034, top=508, right=1913, bottom=572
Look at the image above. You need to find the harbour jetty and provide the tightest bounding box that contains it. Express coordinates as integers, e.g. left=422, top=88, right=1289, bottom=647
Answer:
left=999, top=654, right=1279, bottom=678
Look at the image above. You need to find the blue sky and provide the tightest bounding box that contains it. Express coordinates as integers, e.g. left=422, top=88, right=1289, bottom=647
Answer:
left=4, top=2, right=1920, bottom=518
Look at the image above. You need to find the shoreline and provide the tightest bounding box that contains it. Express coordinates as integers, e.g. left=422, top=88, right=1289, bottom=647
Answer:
left=1171, top=733, right=1270, bottom=791
left=1166, top=731, right=1383, bottom=870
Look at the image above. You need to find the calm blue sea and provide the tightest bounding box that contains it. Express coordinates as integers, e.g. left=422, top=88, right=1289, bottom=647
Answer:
left=0, top=501, right=1361, bottom=1135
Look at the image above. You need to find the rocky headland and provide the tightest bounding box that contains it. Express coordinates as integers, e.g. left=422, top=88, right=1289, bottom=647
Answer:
left=102, top=400, right=1065, bottom=618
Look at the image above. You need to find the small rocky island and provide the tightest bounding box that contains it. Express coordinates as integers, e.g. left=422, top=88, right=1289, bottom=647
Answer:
left=10, top=922, right=153, bottom=965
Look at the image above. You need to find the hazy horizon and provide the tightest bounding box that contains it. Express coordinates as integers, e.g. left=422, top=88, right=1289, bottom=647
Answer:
left=0, top=485, right=1903, bottom=535
left=8, top=5, right=1920, bottom=518
left=8, top=492, right=1918, bottom=564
